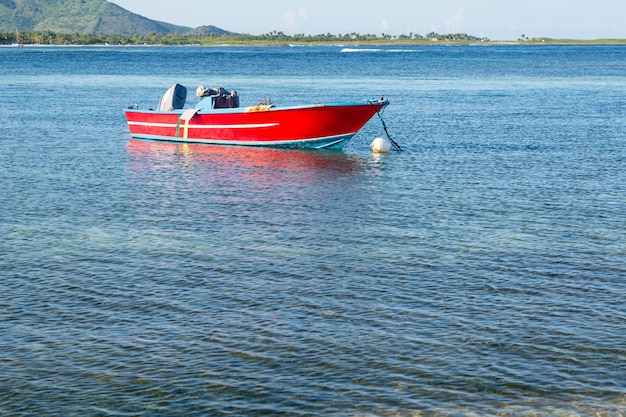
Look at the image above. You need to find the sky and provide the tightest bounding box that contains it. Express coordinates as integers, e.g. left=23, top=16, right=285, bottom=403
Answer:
left=110, top=0, right=626, bottom=41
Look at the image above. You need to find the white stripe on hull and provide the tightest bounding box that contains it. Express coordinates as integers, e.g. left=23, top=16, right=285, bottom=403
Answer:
left=127, top=121, right=279, bottom=129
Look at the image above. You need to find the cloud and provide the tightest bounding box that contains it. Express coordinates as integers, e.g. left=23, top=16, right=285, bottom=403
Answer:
left=284, top=10, right=297, bottom=29
left=445, top=7, right=465, bottom=33
left=284, top=7, right=309, bottom=30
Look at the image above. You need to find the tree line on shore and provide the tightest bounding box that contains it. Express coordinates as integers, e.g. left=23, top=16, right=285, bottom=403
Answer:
left=1, top=30, right=487, bottom=46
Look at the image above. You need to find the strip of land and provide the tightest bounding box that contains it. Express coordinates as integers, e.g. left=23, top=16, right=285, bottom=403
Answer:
left=2, top=31, right=625, bottom=46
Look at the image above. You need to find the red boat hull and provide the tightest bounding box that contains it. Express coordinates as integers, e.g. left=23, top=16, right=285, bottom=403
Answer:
left=125, top=100, right=388, bottom=149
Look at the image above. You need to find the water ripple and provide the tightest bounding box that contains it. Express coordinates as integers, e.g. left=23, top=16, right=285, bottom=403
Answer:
left=2, top=45, right=625, bottom=416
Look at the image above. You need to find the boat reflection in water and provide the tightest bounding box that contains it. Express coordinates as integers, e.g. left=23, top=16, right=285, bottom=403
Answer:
left=125, top=138, right=367, bottom=186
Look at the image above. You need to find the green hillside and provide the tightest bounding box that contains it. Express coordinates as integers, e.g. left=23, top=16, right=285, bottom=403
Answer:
left=0, top=0, right=231, bottom=35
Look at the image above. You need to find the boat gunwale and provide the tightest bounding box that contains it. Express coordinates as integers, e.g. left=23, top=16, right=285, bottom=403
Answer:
left=125, top=99, right=388, bottom=116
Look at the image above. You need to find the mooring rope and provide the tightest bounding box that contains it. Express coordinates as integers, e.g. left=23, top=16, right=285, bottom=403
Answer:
left=375, top=105, right=403, bottom=152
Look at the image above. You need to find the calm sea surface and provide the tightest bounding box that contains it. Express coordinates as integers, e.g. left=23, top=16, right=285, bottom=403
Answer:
left=1, top=45, right=625, bottom=416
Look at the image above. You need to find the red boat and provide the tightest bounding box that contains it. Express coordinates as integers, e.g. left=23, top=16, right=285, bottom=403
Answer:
left=125, top=84, right=389, bottom=150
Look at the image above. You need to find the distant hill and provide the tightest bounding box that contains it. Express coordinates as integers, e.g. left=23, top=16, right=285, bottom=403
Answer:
left=0, top=0, right=235, bottom=35
left=191, top=25, right=235, bottom=36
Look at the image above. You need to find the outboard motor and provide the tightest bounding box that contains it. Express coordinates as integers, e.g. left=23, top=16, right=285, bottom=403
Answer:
left=158, top=83, right=187, bottom=111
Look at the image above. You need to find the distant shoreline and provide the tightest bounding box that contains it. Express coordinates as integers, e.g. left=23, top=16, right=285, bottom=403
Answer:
left=4, top=41, right=626, bottom=47
left=3, top=29, right=626, bottom=47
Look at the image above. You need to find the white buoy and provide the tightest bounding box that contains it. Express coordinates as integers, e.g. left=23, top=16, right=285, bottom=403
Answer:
left=370, top=137, right=391, bottom=153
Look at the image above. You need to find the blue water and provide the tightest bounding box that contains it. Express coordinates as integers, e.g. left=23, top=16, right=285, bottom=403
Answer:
left=1, top=45, right=625, bottom=416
